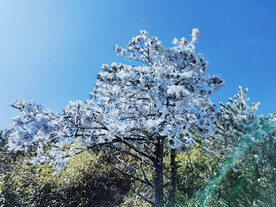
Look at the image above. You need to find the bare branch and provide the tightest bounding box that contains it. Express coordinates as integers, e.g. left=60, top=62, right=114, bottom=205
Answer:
left=141, top=159, right=152, bottom=187
left=144, top=143, right=155, bottom=154
left=114, top=155, right=139, bottom=171
left=137, top=193, right=154, bottom=205
left=115, top=134, right=155, bottom=161
left=111, top=165, right=153, bottom=187
left=105, top=144, right=153, bottom=166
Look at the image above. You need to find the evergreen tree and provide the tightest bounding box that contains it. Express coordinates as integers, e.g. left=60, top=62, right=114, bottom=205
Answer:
left=6, top=29, right=224, bottom=207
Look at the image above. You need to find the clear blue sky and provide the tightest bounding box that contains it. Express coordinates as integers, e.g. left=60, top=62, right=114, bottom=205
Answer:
left=1, top=0, right=276, bottom=129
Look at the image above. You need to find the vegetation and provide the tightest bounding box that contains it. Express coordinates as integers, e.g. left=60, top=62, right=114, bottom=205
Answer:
left=0, top=148, right=132, bottom=207
left=1, top=29, right=275, bottom=206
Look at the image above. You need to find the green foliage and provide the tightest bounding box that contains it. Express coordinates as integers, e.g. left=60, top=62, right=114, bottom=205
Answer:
left=177, top=91, right=276, bottom=207
left=214, top=134, right=276, bottom=206
left=0, top=93, right=275, bottom=207
left=175, top=146, right=219, bottom=204
left=0, top=150, right=132, bottom=207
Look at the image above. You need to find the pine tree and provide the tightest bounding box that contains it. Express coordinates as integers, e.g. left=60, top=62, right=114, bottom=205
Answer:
left=7, top=29, right=224, bottom=206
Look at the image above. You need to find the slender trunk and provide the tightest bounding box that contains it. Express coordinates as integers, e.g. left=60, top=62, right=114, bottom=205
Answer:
left=153, top=137, right=164, bottom=207
left=167, top=148, right=177, bottom=207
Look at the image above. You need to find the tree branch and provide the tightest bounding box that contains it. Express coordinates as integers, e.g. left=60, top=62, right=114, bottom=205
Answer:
left=105, top=144, right=153, bottom=166
left=141, top=160, right=152, bottom=187
left=115, top=134, right=155, bottom=161
left=137, top=193, right=154, bottom=205
left=111, top=165, right=153, bottom=187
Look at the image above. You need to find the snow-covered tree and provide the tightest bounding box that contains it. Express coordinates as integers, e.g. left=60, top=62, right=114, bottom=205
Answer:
left=7, top=29, right=224, bottom=207
left=195, top=87, right=276, bottom=206
left=209, top=86, right=264, bottom=158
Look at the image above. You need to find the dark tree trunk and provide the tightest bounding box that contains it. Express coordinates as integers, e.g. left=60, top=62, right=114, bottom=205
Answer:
left=167, top=148, right=177, bottom=207
left=153, top=137, right=164, bottom=207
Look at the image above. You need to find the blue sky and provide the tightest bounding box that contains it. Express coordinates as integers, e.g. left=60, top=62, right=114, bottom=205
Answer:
left=0, top=0, right=276, bottom=129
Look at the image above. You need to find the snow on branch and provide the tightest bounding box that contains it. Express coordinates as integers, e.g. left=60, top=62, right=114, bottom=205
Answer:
left=7, top=29, right=225, bottom=170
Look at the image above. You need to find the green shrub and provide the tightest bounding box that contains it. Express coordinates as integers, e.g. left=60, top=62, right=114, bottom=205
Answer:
left=0, top=150, right=132, bottom=207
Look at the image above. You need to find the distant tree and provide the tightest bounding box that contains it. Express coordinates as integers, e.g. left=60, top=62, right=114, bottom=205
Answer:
left=211, top=86, right=261, bottom=157
left=189, top=87, right=276, bottom=206
left=208, top=87, right=276, bottom=206
left=6, top=29, right=224, bottom=207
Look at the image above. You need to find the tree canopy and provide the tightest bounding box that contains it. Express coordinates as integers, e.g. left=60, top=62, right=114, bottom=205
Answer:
left=3, top=29, right=275, bottom=207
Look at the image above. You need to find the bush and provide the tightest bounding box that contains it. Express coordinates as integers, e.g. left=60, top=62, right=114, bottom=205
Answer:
left=0, top=150, right=132, bottom=207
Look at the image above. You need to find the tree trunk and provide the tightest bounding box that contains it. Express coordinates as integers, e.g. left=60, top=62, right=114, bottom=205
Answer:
left=153, top=137, right=164, bottom=207
left=167, top=148, right=177, bottom=207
